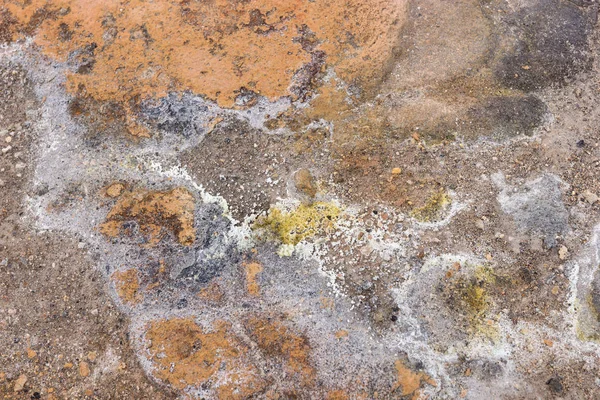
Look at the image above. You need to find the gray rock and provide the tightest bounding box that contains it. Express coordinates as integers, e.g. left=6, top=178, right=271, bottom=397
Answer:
left=495, top=173, right=568, bottom=248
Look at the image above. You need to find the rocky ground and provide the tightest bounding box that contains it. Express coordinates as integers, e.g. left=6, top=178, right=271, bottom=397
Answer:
left=1, top=0, right=600, bottom=399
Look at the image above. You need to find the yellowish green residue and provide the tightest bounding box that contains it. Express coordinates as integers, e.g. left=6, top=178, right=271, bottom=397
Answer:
left=587, top=293, right=600, bottom=321
left=255, top=202, right=341, bottom=245
left=411, top=190, right=451, bottom=222
left=577, top=295, right=600, bottom=342
left=458, top=265, right=498, bottom=339
left=576, top=321, right=600, bottom=342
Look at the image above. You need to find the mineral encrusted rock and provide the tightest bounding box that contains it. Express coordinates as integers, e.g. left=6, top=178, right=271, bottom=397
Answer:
left=1, top=0, right=600, bottom=398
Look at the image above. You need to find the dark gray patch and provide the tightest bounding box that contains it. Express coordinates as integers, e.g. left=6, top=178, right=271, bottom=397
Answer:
left=546, top=375, right=565, bottom=394
left=494, top=0, right=591, bottom=90
left=464, top=95, right=547, bottom=138
left=466, top=359, right=505, bottom=380
left=178, top=255, right=234, bottom=285
left=497, top=174, right=569, bottom=248
left=141, top=92, right=210, bottom=138
left=176, top=202, right=239, bottom=288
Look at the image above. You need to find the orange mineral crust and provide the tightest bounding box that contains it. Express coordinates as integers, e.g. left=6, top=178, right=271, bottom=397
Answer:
left=243, top=261, right=263, bottom=296
left=3, top=0, right=407, bottom=108
left=100, top=187, right=196, bottom=246
left=245, top=316, right=315, bottom=385
left=144, top=317, right=319, bottom=396
left=144, top=318, right=265, bottom=397
left=112, top=268, right=142, bottom=304
left=394, top=360, right=437, bottom=400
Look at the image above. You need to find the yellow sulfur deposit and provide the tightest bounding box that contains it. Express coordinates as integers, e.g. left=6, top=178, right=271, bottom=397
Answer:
left=255, top=201, right=341, bottom=245
left=410, top=190, right=451, bottom=222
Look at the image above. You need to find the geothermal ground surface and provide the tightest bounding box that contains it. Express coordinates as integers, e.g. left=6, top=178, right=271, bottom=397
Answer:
left=1, top=0, right=600, bottom=399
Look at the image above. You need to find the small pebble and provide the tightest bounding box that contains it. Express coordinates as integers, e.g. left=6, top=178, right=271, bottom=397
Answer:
left=558, top=246, right=569, bottom=260
left=582, top=190, right=598, bottom=204
left=13, top=374, right=27, bottom=392
left=79, top=361, right=90, bottom=377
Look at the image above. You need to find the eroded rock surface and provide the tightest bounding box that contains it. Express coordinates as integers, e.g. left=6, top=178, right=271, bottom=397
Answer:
left=1, top=0, right=600, bottom=398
